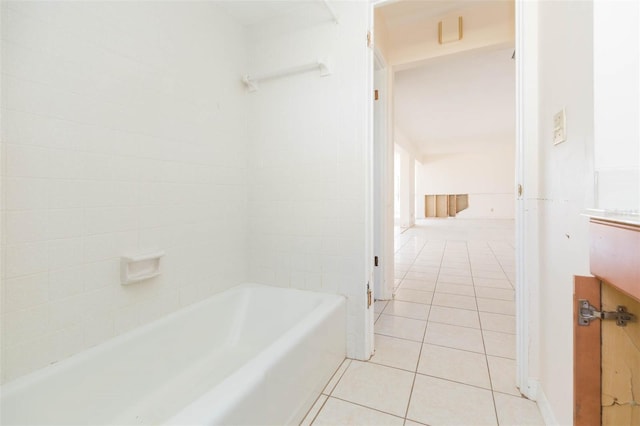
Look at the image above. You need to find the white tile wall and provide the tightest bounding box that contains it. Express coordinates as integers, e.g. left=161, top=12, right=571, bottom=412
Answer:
left=1, top=1, right=249, bottom=383
left=245, top=2, right=371, bottom=359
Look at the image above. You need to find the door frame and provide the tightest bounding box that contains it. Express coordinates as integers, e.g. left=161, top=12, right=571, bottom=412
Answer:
left=368, top=0, right=538, bottom=400
left=373, top=46, right=394, bottom=301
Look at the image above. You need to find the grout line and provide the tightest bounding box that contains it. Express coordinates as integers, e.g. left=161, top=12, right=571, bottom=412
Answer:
left=467, top=241, right=501, bottom=426
left=328, top=395, right=406, bottom=421
left=402, top=239, right=445, bottom=421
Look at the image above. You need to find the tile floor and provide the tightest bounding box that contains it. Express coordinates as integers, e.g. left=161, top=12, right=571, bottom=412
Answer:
left=301, top=219, right=545, bottom=426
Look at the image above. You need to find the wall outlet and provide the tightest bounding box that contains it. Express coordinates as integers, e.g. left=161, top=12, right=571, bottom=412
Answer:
left=553, top=108, right=567, bottom=145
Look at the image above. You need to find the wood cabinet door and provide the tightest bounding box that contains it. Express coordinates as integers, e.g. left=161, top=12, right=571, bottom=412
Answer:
left=574, top=276, right=640, bottom=426
left=601, top=282, right=640, bottom=425
left=574, top=276, right=601, bottom=426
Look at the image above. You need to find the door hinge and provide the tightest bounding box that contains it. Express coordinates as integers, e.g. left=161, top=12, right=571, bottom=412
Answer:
left=367, top=31, right=372, bottom=48
left=517, top=184, right=523, bottom=197
left=578, top=299, right=636, bottom=327
left=374, top=256, right=379, bottom=267
left=367, top=283, right=372, bottom=308
left=374, top=89, right=379, bottom=101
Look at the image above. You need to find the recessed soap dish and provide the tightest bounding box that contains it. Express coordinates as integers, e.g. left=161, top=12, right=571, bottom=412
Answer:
left=121, top=250, right=165, bottom=285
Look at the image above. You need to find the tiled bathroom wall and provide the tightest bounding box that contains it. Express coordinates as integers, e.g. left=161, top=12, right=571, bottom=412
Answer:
left=245, top=2, right=371, bottom=360
left=0, top=1, right=249, bottom=382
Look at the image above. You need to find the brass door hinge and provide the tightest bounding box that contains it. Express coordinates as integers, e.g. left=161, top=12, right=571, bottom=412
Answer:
left=367, top=283, right=372, bottom=308
left=367, top=31, right=372, bottom=48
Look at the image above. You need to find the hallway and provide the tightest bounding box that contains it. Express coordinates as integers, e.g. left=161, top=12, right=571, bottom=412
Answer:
left=303, top=219, right=544, bottom=425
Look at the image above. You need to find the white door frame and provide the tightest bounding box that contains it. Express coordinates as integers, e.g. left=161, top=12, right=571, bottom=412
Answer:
left=373, top=47, right=394, bottom=301
left=368, top=0, right=538, bottom=400
left=514, top=0, right=539, bottom=400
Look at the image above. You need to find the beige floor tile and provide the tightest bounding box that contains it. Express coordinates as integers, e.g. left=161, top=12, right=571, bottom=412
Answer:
left=404, top=271, right=437, bottom=281
left=313, top=397, right=404, bottom=426
left=437, top=274, right=474, bottom=285
left=323, top=358, right=352, bottom=395
left=407, top=265, right=440, bottom=274
left=404, top=420, right=427, bottom=426
left=435, top=283, right=476, bottom=297
left=479, top=312, right=516, bottom=334
left=473, top=270, right=508, bottom=280
left=488, top=355, right=519, bottom=396
left=475, top=287, right=515, bottom=301
left=494, top=393, right=545, bottom=425
left=483, top=330, right=516, bottom=359
left=383, top=300, right=430, bottom=320
left=429, top=305, right=480, bottom=329
left=399, top=279, right=436, bottom=292
left=374, top=300, right=388, bottom=313
left=371, top=334, right=421, bottom=371
left=395, top=289, right=433, bottom=305
left=477, top=298, right=515, bottom=315
left=376, top=314, right=427, bottom=342
left=417, top=344, right=490, bottom=389
left=439, top=267, right=472, bottom=277
left=473, top=277, right=513, bottom=289
left=407, top=375, right=497, bottom=426
left=332, top=361, right=414, bottom=418
left=432, top=293, right=477, bottom=311
left=301, top=394, right=328, bottom=426
left=424, top=322, right=484, bottom=353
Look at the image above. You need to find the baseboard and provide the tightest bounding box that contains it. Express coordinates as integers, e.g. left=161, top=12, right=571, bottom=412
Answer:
left=533, top=380, right=560, bottom=426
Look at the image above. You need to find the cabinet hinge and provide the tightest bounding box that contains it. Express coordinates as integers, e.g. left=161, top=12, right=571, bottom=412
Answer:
left=578, top=299, right=636, bottom=327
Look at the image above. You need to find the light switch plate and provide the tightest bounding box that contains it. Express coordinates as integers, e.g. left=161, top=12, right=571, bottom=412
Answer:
left=553, top=108, right=566, bottom=145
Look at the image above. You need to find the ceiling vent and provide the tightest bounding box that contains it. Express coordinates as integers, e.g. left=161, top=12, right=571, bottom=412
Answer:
left=438, top=16, right=463, bottom=44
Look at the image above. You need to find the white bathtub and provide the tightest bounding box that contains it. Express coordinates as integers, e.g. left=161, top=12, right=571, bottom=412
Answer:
left=0, top=284, right=346, bottom=425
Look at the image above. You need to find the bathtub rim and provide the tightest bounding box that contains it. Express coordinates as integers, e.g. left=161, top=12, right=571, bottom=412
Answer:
left=0, top=284, right=344, bottom=399
left=164, top=288, right=346, bottom=425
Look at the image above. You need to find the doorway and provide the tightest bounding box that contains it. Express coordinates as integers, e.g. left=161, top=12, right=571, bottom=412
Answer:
left=371, top=0, right=533, bottom=401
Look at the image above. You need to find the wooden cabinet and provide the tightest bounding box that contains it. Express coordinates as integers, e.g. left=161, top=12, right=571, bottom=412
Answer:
left=574, top=215, right=640, bottom=426
left=424, top=194, right=468, bottom=218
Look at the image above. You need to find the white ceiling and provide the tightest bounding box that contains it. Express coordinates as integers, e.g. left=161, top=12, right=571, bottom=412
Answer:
left=394, top=46, right=515, bottom=155
left=216, top=1, right=328, bottom=27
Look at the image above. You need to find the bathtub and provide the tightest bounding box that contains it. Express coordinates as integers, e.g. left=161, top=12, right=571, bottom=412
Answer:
left=0, top=284, right=346, bottom=425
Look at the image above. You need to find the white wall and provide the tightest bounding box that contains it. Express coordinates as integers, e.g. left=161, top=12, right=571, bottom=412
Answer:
left=1, top=1, right=249, bottom=383
left=245, top=2, right=371, bottom=360
left=593, top=0, right=639, bottom=212
left=534, top=1, right=594, bottom=424
left=416, top=146, right=515, bottom=219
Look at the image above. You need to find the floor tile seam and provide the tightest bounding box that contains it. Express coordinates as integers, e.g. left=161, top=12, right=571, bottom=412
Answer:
left=375, top=332, right=424, bottom=345
left=379, top=311, right=429, bottom=321
left=363, top=356, right=420, bottom=375
left=484, top=353, right=516, bottom=361
left=322, top=358, right=352, bottom=397
left=396, top=287, right=436, bottom=294
left=433, top=290, right=477, bottom=298
left=377, top=313, right=427, bottom=324
left=414, top=371, right=493, bottom=392
left=327, top=395, right=407, bottom=421
left=486, top=243, right=516, bottom=289
left=429, top=302, right=478, bottom=312
left=465, top=240, right=501, bottom=426
left=492, top=388, right=526, bottom=399
left=392, top=298, right=430, bottom=306
left=427, top=318, right=481, bottom=330
left=401, top=238, right=446, bottom=420
left=305, top=393, right=330, bottom=426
